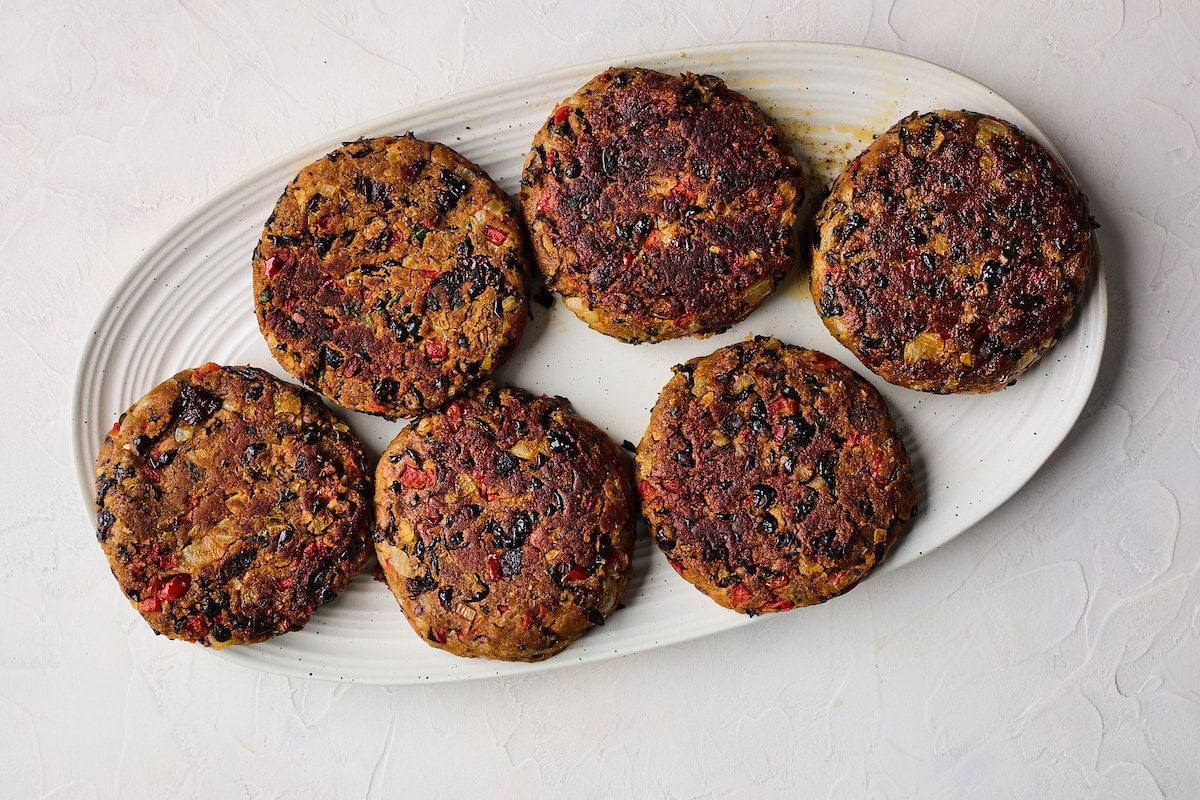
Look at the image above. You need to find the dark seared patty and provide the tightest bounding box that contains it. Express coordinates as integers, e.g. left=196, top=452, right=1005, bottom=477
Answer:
left=520, top=67, right=803, bottom=343
left=811, top=110, right=1095, bottom=393
left=255, top=135, right=530, bottom=417
left=636, top=338, right=916, bottom=613
left=374, top=382, right=636, bottom=661
left=94, top=364, right=373, bottom=646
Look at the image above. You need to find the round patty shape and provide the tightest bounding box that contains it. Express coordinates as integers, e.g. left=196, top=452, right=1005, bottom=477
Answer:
left=810, top=110, right=1094, bottom=393
left=374, top=382, right=636, bottom=661
left=254, top=135, right=530, bottom=417
left=94, top=364, right=373, bottom=646
left=520, top=67, right=803, bottom=343
left=636, top=338, right=916, bottom=613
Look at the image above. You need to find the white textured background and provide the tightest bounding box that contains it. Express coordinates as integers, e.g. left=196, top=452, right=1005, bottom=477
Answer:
left=2, top=1, right=1198, bottom=797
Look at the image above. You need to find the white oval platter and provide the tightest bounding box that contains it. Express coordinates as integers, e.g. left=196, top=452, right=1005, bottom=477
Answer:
left=72, top=42, right=1106, bottom=684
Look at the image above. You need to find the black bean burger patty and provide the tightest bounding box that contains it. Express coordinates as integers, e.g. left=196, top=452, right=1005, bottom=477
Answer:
left=374, top=382, right=637, bottom=661
left=811, top=110, right=1095, bottom=393
left=94, top=364, right=373, bottom=646
left=520, top=67, right=803, bottom=343
left=254, top=135, right=530, bottom=417
left=636, top=338, right=916, bottom=614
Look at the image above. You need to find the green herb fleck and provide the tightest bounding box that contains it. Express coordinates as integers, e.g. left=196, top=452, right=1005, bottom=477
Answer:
left=409, top=224, right=431, bottom=245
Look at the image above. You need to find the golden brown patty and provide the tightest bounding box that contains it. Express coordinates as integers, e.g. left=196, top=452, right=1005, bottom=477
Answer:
left=520, top=67, right=803, bottom=343
left=636, top=338, right=915, bottom=613
left=374, top=382, right=636, bottom=661
left=94, top=364, right=373, bottom=646
left=810, top=110, right=1094, bottom=393
left=254, top=135, right=530, bottom=417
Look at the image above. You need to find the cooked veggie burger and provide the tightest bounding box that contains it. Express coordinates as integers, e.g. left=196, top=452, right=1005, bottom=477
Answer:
left=374, top=382, right=636, bottom=661
left=94, top=364, right=373, bottom=646
left=520, top=67, right=803, bottom=343
left=810, top=110, right=1095, bottom=393
left=254, top=135, right=530, bottom=417
left=636, top=338, right=916, bottom=613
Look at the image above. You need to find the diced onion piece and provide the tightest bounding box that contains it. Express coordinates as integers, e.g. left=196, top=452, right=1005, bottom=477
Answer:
left=563, top=295, right=600, bottom=323
left=274, top=392, right=301, bottom=416
left=741, top=279, right=773, bottom=305
left=977, top=117, right=1008, bottom=137
left=904, top=332, right=946, bottom=363
left=396, top=518, right=417, bottom=548
left=394, top=553, right=416, bottom=578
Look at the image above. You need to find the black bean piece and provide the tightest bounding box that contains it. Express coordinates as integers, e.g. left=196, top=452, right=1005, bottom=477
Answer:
left=819, top=286, right=843, bottom=317
left=511, top=512, right=532, bottom=543
left=406, top=574, right=437, bottom=597
left=654, top=526, right=676, bottom=551
left=373, top=377, right=400, bottom=405
left=354, top=175, right=393, bottom=208
left=980, top=260, right=1006, bottom=289
left=148, top=450, right=176, bottom=469
left=172, top=383, right=222, bottom=426
left=816, top=452, right=839, bottom=492
left=842, top=212, right=866, bottom=236
left=320, top=344, right=343, bottom=370
left=787, top=416, right=816, bottom=447
left=500, top=548, right=522, bottom=578
left=307, top=568, right=331, bottom=594
left=750, top=485, right=777, bottom=509
left=601, top=145, right=620, bottom=175
left=720, top=413, right=742, bottom=437
left=299, top=423, right=321, bottom=445
left=219, top=548, right=257, bottom=579
left=546, top=430, right=578, bottom=456
left=1011, top=293, right=1045, bottom=310
left=241, top=443, right=266, bottom=466
left=632, top=214, right=652, bottom=237
left=795, top=488, right=816, bottom=520
left=96, top=509, right=115, bottom=541
left=494, top=452, right=518, bottom=477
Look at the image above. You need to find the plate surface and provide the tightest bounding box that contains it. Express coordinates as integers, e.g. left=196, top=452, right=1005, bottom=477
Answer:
left=71, top=42, right=1105, bottom=684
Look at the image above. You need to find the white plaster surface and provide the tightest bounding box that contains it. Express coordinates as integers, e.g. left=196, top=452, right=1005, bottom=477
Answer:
left=1, top=1, right=1197, bottom=797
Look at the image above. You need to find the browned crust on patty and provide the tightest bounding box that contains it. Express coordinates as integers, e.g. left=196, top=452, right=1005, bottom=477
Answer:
left=810, top=110, right=1094, bottom=393
left=254, top=135, right=530, bottom=417
left=374, top=382, right=636, bottom=661
left=519, top=67, right=803, bottom=343
left=94, top=364, right=373, bottom=646
left=635, top=338, right=916, bottom=613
